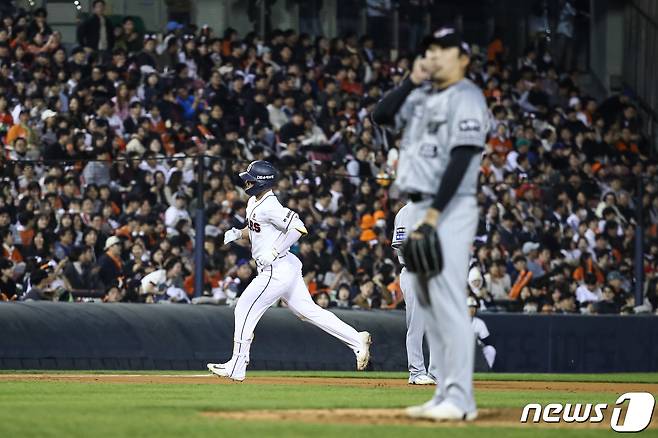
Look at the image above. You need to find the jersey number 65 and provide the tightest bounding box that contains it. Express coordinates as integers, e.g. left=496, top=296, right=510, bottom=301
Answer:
left=248, top=219, right=261, bottom=233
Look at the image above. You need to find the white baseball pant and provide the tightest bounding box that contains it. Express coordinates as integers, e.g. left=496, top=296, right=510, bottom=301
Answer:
left=228, top=253, right=363, bottom=372
left=400, top=267, right=438, bottom=380
left=403, top=195, right=479, bottom=414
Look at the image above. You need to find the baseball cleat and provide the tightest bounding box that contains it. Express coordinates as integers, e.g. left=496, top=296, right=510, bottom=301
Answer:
left=411, top=400, right=477, bottom=421
left=355, top=331, right=372, bottom=371
left=406, top=399, right=440, bottom=418
left=207, top=358, right=246, bottom=382
left=408, top=374, right=436, bottom=385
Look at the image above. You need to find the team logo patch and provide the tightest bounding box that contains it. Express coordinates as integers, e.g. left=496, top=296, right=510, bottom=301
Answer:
left=458, top=119, right=481, bottom=132
left=394, top=227, right=406, bottom=242
left=419, top=143, right=438, bottom=158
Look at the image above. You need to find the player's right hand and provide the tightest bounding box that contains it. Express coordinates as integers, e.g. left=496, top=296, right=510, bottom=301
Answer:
left=410, top=57, right=431, bottom=85
left=223, top=227, right=242, bottom=245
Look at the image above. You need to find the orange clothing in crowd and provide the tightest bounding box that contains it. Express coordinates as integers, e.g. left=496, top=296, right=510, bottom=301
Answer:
left=616, top=141, right=639, bottom=154
left=483, top=87, right=502, bottom=100
left=106, top=251, right=123, bottom=271
left=488, top=136, right=513, bottom=158
left=184, top=272, right=206, bottom=296
left=2, top=244, right=23, bottom=263
left=341, top=80, right=363, bottom=95
left=508, top=270, right=532, bottom=299
left=573, top=260, right=605, bottom=284
left=480, top=163, right=492, bottom=178
left=487, top=38, right=504, bottom=62
left=307, top=279, right=318, bottom=295
left=5, top=123, right=28, bottom=146
left=19, top=228, right=34, bottom=247
left=114, top=225, right=134, bottom=239
left=382, top=279, right=404, bottom=309
left=0, top=112, right=13, bottom=142
left=221, top=40, right=232, bottom=57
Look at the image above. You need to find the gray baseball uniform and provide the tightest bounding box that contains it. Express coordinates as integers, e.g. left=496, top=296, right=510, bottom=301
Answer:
left=392, top=203, right=437, bottom=381
left=393, top=78, right=488, bottom=414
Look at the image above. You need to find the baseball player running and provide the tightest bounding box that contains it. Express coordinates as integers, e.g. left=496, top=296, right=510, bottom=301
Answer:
left=373, top=27, right=488, bottom=421
left=207, top=160, right=371, bottom=381
left=392, top=202, right=437, bottom=385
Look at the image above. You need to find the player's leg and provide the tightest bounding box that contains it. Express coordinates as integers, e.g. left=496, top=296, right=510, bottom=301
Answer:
left=400, top=267, right=433, bottom=384
left=422, top=196, right=479, bottom=418
left=426, top=331, right=440, bottom=383
left=208, top=264, right=285, bottom=380
left=285, top=274, right=371, bottom=369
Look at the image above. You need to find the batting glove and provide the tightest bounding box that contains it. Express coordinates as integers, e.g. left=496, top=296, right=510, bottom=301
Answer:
left=223, top=228, right=242, bottom=245
left=256, top=248, right=279, bottom=268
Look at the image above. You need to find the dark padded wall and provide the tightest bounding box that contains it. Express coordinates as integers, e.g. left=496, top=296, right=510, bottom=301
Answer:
left=1, top=303, right=657, bottom=372
left=0, top=303, right=407, bottom=371
left=481, top=313, right=658, bottom=373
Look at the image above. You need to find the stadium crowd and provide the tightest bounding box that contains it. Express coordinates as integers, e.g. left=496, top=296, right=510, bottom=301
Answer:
left=0, top=0, right=657, bottom=316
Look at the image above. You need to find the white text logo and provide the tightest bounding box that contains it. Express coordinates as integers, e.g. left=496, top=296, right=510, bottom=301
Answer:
left=520, top=392, right=655, bottom=432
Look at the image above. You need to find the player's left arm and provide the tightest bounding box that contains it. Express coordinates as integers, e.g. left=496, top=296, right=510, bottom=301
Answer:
left=428, top=145, right=482, bottom=213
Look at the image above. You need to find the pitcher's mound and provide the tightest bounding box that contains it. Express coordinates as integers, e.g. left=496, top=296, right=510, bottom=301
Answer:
left=201, top=408, right=619, bottom=428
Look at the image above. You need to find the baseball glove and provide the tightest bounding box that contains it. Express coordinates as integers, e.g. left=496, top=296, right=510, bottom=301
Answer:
left=401, top=223, right=443, bottom=307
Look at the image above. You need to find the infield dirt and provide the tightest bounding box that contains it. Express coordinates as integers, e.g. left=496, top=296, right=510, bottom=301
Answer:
left=1, top=373, right=656, bottom=394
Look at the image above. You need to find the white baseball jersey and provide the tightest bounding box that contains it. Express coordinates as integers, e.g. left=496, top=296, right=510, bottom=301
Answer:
left=471, top=316, right=490, bottom=343
left=392, top=203, right=412, bottom=264
left=246, top=190, right=299, bottom=261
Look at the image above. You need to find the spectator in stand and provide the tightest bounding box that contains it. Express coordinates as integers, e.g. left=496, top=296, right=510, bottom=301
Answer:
left=0, top=258, right=17, bottom=300
left=352, top=277, right=377, bottom=310
left=76, top=0, right=114, bottom=54
left=484, top=260, right=511, bottom=301
left=21, top=269, right=50, bottom=301
left=63, top=245, right=99, bottom=292
left=115, top=17, right=142, bottom=55
left=509, top=256, right=533, bottom=300
left=575, top=273, right=602, bottom=309
left=26, top=8, right=52, bottom=40
left=165, top=193, right=191, bottom=235
left=593, top=285, right=620, bottom=314
left=97, top=236, right=124, bottom=292
left=0, top=4, right=652, bottom=314
left=334, top=283, right=352, bottom=308
left=313, top=291, right=331, bottom=309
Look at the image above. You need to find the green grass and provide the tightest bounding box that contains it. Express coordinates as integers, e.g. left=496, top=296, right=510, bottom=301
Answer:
left=0, top=372, right=655, bottom=437
left=3, top=369, right=658, bottom=383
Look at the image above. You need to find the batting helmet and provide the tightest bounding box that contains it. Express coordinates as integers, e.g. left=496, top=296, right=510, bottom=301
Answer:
left=239, top=160, right=279, bottom=196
